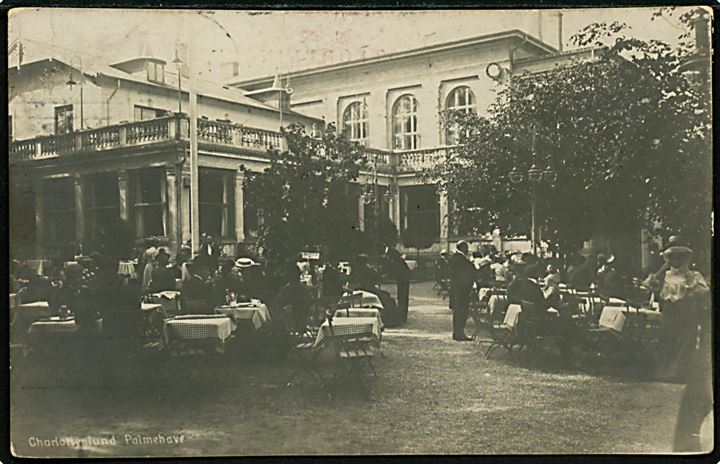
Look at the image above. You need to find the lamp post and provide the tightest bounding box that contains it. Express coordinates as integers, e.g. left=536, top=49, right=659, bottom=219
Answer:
left=66, top=73, right=84, bottom=130
left=508, top=128, right=556, bottom=256
left=172, top=50, right=183, bottom=113
left=361, top=153, right=393, bottom=253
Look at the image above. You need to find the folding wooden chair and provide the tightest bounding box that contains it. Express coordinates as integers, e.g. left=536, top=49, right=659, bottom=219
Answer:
left=326, top=315, right=376, bottom=400
left=484, top=300, right=520, bottom=359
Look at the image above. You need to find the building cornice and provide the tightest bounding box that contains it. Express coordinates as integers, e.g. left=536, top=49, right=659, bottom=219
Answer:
left=229, top=30, right=557, bottom=88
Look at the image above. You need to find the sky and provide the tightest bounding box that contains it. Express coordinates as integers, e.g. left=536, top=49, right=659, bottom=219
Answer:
left=8, top=8, right=697, bottom=83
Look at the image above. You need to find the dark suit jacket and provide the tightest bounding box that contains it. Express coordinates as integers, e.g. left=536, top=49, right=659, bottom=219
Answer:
left=385, top=248, right=413, bottom=282
left=196, top=244, right=221, bottom=269
left=448, top=252, right=476, bottom=309
left=507, top=277, right=549, bottom=316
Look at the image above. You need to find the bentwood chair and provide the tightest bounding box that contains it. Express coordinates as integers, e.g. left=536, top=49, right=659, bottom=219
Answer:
left=326, top=315, right=376, bottom=400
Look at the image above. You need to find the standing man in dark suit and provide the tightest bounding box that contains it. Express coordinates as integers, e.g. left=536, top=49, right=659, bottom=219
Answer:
left=384, top=244, right=413, bottom=323
left=196, top=234, right=221, bottom=271
left=449, top=240, right=476, bottom=341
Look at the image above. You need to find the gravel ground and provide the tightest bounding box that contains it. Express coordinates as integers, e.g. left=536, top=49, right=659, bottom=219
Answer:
left=10, top=281, right=684, bottom=458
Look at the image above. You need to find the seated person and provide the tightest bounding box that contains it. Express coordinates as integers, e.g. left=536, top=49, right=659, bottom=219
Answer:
left=543, top=265, right=562, bottom=309
left=149, top=248, right=177, bottom=292
left=181, top=261, right=213, bottom=314
left=349, top=254, right=380, bottom=293
left=211, top=260, right=250, bottom=307
left=507, top=265, right=550, bottom=315
left=320, top=261, right=345, bottom=299
left=236, top=258, right=268, bottom=302
left=271, top=263, right=311, bottom=333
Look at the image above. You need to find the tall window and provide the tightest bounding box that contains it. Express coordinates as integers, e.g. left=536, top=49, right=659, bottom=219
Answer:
left=86, top=172, right=120, bottom=240
left=55, top=105, right=74, bottom=135
left=200, top=168, right=234, bottom=239
left=45, top=178, right=76, bottom=244
left=131, top=168, right=166, bottom=238
left=147, top=62, right=165, bottom=84
left=445, top=86, right=476, bottom=145
left=134, top=105, right=168, bottom=121
left=9, top=115, right=12, bottom=141
left=392, top=95, right=419, bottom=150
left=401, top=185, right=440, bottom=240
left=342, top=101, right=369, bottom=144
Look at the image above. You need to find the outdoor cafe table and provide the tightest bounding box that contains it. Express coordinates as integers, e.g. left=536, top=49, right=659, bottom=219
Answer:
left=502, top=304, right=560, bottom=330
left=341, top=290, right=383, bottom=309
left=333, top=307, right=384, bottom=330
left=24, top=317, right=103, bottom=356
left=598, top=305, right=663, bottom=333
left=148, top=291, right=181, bottom=314
left=214, top=300, right=271, bottom=330
left=163, top=314, right=236, bottom=354
left=13, top=301, right=53, bottom=342
left=313, top=316, right=383, bottom=348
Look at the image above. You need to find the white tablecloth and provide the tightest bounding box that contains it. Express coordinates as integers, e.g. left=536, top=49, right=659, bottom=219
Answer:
left=148, top=291, right=181, bottom=314
left=215, top=302, right=271, bottom=330
left=314, top=317, right=382, bottom=347
left=341, top=290, right=383, bottom=309
left=599, top=305, right=663, bottom=333
left=117, top=261, right=137, bottom=278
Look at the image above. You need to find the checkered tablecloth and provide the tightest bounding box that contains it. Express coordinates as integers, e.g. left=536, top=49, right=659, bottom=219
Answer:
left=214, top=302, right=270, bottom=330
left=163, top=315, right=236, bottom=343
left=333, top=307, right=383, bottom=329
left=313, top=317, right=382, bottom=347
left=28, top=318, right=79, bottom=335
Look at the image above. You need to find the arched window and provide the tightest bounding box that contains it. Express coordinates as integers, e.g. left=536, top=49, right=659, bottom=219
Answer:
left=445, top=86, right=476, bottom=145
left=342, top=101, right=369, bottom=144
left=392, top=95, right=419, bottom=150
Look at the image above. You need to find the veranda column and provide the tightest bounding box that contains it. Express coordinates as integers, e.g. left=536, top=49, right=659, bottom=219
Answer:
left=73, top=175, right=85, bottom=251
left=117, top=170, right=129, bottom=222
left=34, top=178, right=45, bottom=258
left=357, top=193, right=365, bottom=232
left=439, top=188, right=450, bottom=252
left=390, top=181, right=401, bottom=231
left=165, top=165, right=179, bottom=254
left=180, top=170, right=191, bottom=247
left=235, top=168, right=245, bottom=243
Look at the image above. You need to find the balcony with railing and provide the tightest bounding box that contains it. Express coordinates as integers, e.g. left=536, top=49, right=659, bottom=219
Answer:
left=9, top=113, right=287, bottom=164
left=9, top=113, right=450, bottom=172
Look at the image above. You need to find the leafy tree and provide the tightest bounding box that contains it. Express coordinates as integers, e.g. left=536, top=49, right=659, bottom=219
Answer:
left=243, top=123, right=368, bottom=267
left=401, top=225, right=436, bottom=260
left=430, top=9, right=711, bottom=273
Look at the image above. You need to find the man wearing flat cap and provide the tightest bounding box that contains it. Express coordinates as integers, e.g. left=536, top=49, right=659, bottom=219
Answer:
left=448, top=240, right=477, bottom=341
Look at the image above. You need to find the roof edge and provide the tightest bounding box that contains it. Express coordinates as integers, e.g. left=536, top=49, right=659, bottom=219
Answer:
left=228, top=29, right=557, bottom=88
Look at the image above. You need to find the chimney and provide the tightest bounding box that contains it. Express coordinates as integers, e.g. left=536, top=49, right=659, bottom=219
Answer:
left=694, top=12, right=710, bottom=56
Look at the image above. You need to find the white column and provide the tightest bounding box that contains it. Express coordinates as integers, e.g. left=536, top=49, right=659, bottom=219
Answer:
left=390, top=182, right=401, bottom=231
left=117, top=171, right=129, bottom=222
left=439, top=188, right=449, bottom=251
left=357, top=194, right=365, bottom=232
left=235, top=168, right=245, bottom=243
left=165, top=165, right=179, bottom=254
left=73, top=175, right=85, bottom=250
left=34, top=178, right=45, bottom=257
left=180, top=171, right=191, bottom=246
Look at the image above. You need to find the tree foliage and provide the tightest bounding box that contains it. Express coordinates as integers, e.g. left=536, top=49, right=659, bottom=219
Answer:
left=430, top=10, right=711, bottom=271
left=244, top=123, right=370, bottom=266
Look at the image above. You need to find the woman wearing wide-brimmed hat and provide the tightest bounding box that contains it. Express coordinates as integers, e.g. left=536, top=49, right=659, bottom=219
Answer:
left=644, top=242, right=709, bottom=382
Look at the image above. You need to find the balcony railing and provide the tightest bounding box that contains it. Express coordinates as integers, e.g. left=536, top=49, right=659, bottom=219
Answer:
left=9, top=113, right=286, bottom=163
left=9, top=113, right=449, bottom=172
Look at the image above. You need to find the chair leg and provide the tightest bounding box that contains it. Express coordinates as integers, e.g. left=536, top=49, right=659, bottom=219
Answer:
left=484, top=342, right=499, bottom=359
